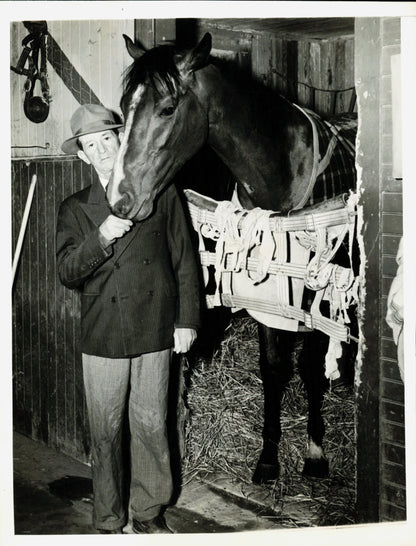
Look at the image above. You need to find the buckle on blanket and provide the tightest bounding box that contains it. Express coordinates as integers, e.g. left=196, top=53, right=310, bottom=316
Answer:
left=302, top=310, right=314, bottom=330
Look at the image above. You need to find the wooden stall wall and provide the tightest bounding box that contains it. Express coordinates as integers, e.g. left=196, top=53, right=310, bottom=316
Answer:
left=11, top=19, right=133, bottom=461
left=193, top=20, right=355, bottom=116
left=355, top=17, right=405, bottom=523
left=10, top=19, right=133, bottom=159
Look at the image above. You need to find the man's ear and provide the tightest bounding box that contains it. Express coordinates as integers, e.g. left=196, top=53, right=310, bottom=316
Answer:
left=118, top=131, right=124, bottom=144
left=77, top=150, right=90, bottom=164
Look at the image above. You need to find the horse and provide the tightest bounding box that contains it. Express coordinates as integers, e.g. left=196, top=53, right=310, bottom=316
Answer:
left=107, top=32, right=358, bottom=484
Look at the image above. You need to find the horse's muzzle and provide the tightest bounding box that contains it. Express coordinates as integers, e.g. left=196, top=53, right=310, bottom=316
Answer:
left=111, top=191, right=135, bottom=219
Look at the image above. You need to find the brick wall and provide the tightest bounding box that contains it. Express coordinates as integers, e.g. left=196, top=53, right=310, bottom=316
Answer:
left=379, top=17, right=405, bottom=522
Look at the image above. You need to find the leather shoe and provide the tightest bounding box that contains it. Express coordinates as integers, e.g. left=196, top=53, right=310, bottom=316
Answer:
left=98, top=528, right=123, bottom=534
left=132, top=515, right=173, bottom=534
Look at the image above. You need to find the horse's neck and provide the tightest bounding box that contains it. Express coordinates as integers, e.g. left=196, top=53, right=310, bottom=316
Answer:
left=196, top=66, right=314, bottom=212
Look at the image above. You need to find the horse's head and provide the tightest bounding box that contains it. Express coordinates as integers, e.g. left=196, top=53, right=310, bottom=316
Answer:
left=107, top=33, right=212, bottom=221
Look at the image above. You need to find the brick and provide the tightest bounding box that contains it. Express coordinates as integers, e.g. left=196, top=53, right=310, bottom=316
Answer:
left=382, top=442, right=406, bottom=466
left=382, top=460, right=406, bottom=486
left=382, top=421, right=405, bottom=445
left=381, top=358, right=403, bottom=382
left=381, top=378, right=405, bottom=404
left=381, top=74, right=392, bottom=106
left=382, top=213, right=403, bottom=235
left=381, top=400, right=405, bottom=424
left=381, top=134, right=393, bottom=163
left=382, top=254, right=400, bottom=276
left=381, top=44, right=401, bottom=75
left=382, top=18, right=401, bottom=47
left=382, top=193, right=403, bottom=213
left=382, top=233, right=402, bottom=256
left=381, top=336, right=399, bottom=359
left=381, top=482, right=406, bottom=508
left=380, top=500, right=406, bottom=522
left=381, top=105, right=393, bottom=136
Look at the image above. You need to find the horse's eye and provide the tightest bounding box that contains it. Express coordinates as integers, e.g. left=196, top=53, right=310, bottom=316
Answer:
left=160, top=106, right=175, bottom=117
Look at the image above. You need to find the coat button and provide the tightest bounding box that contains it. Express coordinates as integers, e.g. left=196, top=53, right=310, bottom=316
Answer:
left=114, top=262, right=120, bottom=269
left=143, top=258, right=151, bottom=265
left=148, top=290, right=154, bottom=297
left=111, top=296, right=116, bottom=303
left=153, top=230, right=160, bottom=237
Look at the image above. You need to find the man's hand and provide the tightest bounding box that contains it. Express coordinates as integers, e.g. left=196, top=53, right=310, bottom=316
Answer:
left=99, top=215, right=133, bottom=244
left=173, top=328, right=197, bottom=354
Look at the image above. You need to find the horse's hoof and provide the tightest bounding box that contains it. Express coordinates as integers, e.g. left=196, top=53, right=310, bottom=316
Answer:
left=252, top=462, right=280, bottom=484
left=302, top=457, right=329, bottom=478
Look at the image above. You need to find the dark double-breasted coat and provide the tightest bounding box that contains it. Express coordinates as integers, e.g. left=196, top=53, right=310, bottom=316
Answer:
left=56, top=171, right=201, bottom=357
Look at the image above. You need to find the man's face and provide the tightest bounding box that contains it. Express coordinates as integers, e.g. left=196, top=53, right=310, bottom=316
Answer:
left=78, top=130, right=120, bottom=181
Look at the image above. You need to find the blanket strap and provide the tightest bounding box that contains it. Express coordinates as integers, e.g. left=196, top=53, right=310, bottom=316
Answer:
left=206, top=293, right=350, bottom=343
left=291, top=104, right=338, bottom=210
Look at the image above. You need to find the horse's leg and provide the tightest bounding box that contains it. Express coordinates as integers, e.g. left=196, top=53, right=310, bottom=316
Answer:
left=252, top=325, right=296, bottom=484
left=297, top=330, right=330, bottom=478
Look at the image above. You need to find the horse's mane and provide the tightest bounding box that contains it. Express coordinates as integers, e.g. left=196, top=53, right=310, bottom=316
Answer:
left=123, top=44, right=182, bottom=99
left=123, top=42, right=296, bottom=138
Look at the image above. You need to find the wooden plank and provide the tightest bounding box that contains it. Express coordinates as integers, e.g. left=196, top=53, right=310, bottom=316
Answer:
left=61, top=159, right=76, bottom=450
left=334, top=39, right=346, bottom=113
left=71, top=159, right=89, bottom=458
left=12, top=161, right=25, bottom=429
left=21, top=163, right=33, bottom=436
left=286, top=40, right=298, bottom=103
left=37, top=162, right=49, bottom=444
left=45, top=160, right=57, bottom=448
left=355, top=16, right=382, bottom=524
left=54, top=161, right=67, bottom=450
left=28, top=162, right=41, bottom=440
left=135, top=19, right=155, bottom=49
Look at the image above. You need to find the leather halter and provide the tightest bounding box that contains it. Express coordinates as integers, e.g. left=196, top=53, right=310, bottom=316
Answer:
left=11, top=21, right=50, bottom=123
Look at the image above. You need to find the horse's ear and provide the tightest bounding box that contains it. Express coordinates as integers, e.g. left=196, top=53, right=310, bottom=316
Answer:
left=181, top=32, right=212, bottom=74
left=123, top=34, right=146, bottom=60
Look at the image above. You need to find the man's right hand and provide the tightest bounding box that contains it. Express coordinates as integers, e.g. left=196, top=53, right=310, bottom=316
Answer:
left=99, top=215, right=133, bottom=244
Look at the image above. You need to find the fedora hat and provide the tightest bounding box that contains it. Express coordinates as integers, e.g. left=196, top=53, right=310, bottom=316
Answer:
left=61, top=104, right=124, bottom=154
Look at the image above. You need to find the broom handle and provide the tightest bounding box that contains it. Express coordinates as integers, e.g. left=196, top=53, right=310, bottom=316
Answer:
left=12, top=174, right=37, bottom=286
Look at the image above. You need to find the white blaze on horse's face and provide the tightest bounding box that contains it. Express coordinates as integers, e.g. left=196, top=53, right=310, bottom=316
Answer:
left=107, top=84, right=145, bottom=217
left=108, top=77, right=207, bottom=221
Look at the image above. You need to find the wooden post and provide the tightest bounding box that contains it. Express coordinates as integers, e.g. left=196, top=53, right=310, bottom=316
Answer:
left=355, top=17, right=381, bottom=523
left=135, top=19, right=176, bottom=49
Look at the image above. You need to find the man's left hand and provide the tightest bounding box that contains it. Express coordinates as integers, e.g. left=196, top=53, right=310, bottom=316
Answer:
left=173, top=328, right=197, bottom=353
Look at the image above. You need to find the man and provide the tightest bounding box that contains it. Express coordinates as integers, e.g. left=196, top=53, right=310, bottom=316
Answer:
left=56, top=104, right=200, bottom=534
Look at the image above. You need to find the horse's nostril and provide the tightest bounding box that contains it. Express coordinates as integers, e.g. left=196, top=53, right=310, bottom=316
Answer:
left=113, top=191, right=133, bottom=218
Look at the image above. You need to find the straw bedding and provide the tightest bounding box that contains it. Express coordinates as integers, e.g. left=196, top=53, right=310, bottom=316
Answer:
left=182, top=313, right=356, bottom=527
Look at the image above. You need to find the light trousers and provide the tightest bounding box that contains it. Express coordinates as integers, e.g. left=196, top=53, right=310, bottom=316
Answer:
left=82, top=349, right=173, bottom=531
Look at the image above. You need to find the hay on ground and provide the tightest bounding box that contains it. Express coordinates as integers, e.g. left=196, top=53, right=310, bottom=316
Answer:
left=182, top=314, right=356, bottom=527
